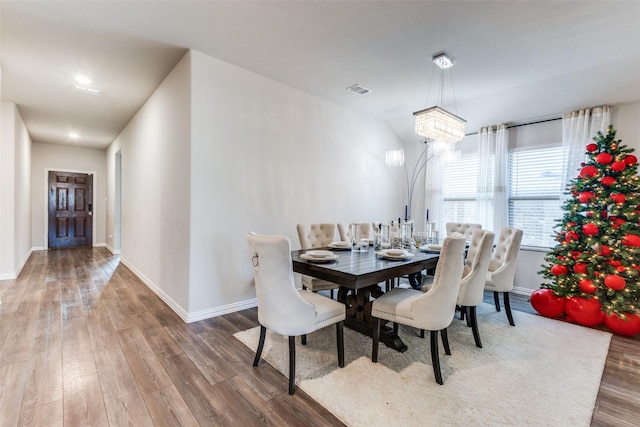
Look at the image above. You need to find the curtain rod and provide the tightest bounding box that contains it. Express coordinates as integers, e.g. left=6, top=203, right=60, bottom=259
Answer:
left=464, top=116, right=562, bottom=137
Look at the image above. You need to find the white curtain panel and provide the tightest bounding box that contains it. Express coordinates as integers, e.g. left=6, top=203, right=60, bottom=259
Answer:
left=561, top=106, right=611, bottom=203
left=493, top=124, right=509, bottom=233
left=476, top=125, right=509, bottom=233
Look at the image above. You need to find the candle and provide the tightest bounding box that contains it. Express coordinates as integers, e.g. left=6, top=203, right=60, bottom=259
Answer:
left=426, top=208, right=429, bottom=221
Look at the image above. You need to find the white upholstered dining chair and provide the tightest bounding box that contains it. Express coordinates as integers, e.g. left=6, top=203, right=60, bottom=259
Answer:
left=446, top=222, right=482, bottom=241
left=337, top=222, right=372, bottom=241
left=371, top=235, right=466, bottom=385
left=296, top=224, right=341, bottom=298
left=247, top=232, right=345, bottom=395
left=485, top=226, right=523, bottom=326
left=456, top=228, right=495, bottom=348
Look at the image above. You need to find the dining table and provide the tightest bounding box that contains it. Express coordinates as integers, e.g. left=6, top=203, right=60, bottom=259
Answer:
left=291, top=246, right=439, bottom=352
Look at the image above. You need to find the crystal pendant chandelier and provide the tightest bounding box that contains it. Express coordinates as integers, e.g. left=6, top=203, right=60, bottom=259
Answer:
left=413, top=53, right=466, bottom=143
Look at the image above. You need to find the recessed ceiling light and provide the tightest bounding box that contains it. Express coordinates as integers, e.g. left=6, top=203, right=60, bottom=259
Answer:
left=75, top=75, right=91, bottom=85
left=73, top=84, right=102, bottom=96
left=69, top=132, right=79, bottom=139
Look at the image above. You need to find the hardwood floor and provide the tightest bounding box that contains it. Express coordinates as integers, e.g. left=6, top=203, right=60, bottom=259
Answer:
left=1, top=247, right=638, bottom=426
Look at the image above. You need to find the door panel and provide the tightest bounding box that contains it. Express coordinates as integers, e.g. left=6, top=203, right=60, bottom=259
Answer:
left=48, top=171, right=93, bottom=249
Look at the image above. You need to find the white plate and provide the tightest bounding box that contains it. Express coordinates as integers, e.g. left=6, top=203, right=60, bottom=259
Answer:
left=427, top=244, right=442, bottom=251
left=384, top=249, right=407, bottom=256
left=300, top=253, right=339, bottom=263
left=306, top=250, right=334, bottom=258
left=328, top=241, right=351, bottom=250
left=375, top=250, right=415, bottom=260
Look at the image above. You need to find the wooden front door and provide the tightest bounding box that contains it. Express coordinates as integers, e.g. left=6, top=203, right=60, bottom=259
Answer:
left=48, top=171, right=93, bottom=249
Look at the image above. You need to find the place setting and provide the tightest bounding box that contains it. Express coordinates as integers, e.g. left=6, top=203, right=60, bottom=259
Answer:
left=327, top=241, right=352, bottom=250
left=374, top=248, right=415, bottom=260
left=300, top=249, right=339, bottom=263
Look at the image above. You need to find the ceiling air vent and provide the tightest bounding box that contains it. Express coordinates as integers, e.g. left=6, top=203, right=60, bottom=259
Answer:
left=346, top=84, right=371, bottom=96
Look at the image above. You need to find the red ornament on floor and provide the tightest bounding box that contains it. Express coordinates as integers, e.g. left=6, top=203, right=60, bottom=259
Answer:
left=530, top=289, right=565, bottom=318
left=565, top=297, right=605, bottom=327
left=605, top=313, right=640, bottom=336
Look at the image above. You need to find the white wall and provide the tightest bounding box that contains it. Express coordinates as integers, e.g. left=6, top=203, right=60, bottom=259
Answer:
left=105, top=49, right=402, bottom=321
left=107, top=51, right=192, bottom=317
left=31, top=142, right=106, bottom=249
left=187, top=50, right=401, bottom=318
left=0, top=101, right=32, bottom=279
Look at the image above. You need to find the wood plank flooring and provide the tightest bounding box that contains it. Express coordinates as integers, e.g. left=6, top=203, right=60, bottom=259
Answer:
left=1, top=247, right=638, bottom=426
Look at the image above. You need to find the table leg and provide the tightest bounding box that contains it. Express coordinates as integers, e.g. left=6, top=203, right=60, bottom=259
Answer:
left=338, top=285, right=408, bottom=353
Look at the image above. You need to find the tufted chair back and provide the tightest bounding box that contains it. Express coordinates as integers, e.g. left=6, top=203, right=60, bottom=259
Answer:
left=337, top=223, right=371, bottom=241
left=458, top=229, right=495, bottom=307
left=446, top=222, right=482, bottom=241
left=296, top=224, right=337, bottom=249
left=486, top=227, right=523, bottom=292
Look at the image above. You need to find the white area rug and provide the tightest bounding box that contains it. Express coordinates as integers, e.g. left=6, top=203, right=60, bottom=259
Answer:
left=234, top=304, right=611, bottom=427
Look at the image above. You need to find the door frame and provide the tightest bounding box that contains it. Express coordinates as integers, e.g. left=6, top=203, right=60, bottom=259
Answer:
left=43, top=167, right=97, bottom=250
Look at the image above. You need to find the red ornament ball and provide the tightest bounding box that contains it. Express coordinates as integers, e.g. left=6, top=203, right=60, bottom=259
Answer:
left=611, top=193, right=626, bottom=204
left=600, top=176, right=616, bottom=186
left=530, top=289, right=565, bottom=318
left=573, top=263, right=588, bottom=274
left=572, top=251, right=582, bottom=260
left=605, top=313, right=640, bottom=337
left=551, top=264, right=569, bottom=276
left=625, top=154, right=638, bottom=166
left=565, top=297, right=605, bottom=327
left=565, top=231, right=579, bottom=242
left=579, top=165, right=598, bottom=178
left=582, top=223, right=599, bottom=235
left=616, top=266, right=625, bottom=272
left=578, top=191, right=595, bottom=203
left=604, top=274, right=626, bottom=291
left=586, top=143, right=597, bottom=152
left=611, top=161, right=626, bottom=172
left=595, top=152, right=613, bottom=164
left=622, top=234, right=640, bottom=247
left=579, top=279, right=597, bottom=294
left=609, top=260, right=621, bottom=267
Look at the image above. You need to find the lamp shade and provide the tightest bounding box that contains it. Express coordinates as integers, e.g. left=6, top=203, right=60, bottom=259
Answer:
left=413, top=106, right=466, bottom=143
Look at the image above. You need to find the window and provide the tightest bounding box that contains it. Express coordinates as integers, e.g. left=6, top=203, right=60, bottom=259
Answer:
left=508, top=146, right=564, bottom=247
left=442, top=155, right=493, bottom=223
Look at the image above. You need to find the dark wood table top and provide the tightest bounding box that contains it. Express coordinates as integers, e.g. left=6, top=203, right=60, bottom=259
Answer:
left=291, top=248, right=439, bottom=290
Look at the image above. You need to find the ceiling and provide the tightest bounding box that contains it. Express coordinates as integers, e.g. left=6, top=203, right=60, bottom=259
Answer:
left=3, top=1, right=640, bottom=150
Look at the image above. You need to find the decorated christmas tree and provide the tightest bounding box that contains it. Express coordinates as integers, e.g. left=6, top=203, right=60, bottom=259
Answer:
left=532, top=126, right=640, bottom=336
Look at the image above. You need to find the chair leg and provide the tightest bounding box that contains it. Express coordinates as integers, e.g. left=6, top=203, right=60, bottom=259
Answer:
left=469, top=306, right=482, bottom=348
left=465, top=306, right=472, bottom=327
left=301, top=334, right=307, bottom=345
left=503, top=292, right=515, bottom=326
left=420, top=329, right=425, bottom=339
left=253, top=325, right=267, bottom=366
left=393, top=322, right=398, bottom=335
left=493, top=291, right=501, bottom=312
left=458, top=304, right=465, bottom=321
left=430, top=330, right=443, bottom=385
left=336, top=321, right=345, bottom=368
left=440, top=328, right=451, bottom=355
left=330, top=289, right=334, bottom=299
left=372, top=317, right=381, bottom=363
left=288, top=336, right=296, bottom=395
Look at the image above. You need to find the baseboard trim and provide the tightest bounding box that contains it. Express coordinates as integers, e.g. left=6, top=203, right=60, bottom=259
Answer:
left=0, top=248, right=34, bottom=280
left=104, top=244, right=121, bottom=255
left=186, top=298, right=258, bottom=323
left=118, top=257, right=257, bottom=323
left=119, top=257, right=190, bottom=322
left=513, top=286, right=534, bottom=296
